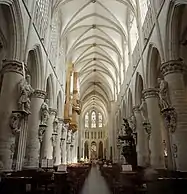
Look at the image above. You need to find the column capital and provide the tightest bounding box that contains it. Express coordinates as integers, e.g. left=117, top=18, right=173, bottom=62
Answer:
left=143, top=88, right=159, bottom=99
left=32, top=90, right=46, bottom=99
left=49, top=108, right=57, bottom=115
left=161, top=59, right=187, bottom=76
left=133, top=105, right=140, bottom=113
left=2, top=59, right=27, bottom=76
left=58, top=118, right=64, bottom=123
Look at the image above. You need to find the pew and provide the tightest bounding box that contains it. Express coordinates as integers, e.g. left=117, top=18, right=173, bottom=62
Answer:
left=66, top=164, right=91, bottom=194
left=100, top=164, right=187, bottom=194
left=0, top=163, right=91, bottom=194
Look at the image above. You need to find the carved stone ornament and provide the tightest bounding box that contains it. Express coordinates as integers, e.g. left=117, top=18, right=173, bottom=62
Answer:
left=172, top=144, right=178, bottom=158
left=10, top=143, right=15, bottom=160
left=53, top=117, right=59, bottom=133
left=18, top=75, right=34, bottom=114
left=128, top=114, right=136, bottom=132
left=9, top=111, right=23, bottom=135
left=143, top=88, right=159, bottom=100
left=51, top=132, right=58, bottom=147
left=160, top=59, right=187, bottom=76
left=2, top=59, right=27, bottom=76
left=49, top=108, right=57, bottom=116
left=38, top=125, right=46, bottom=143
left=67, top=130, right=72, bottom=144
left=162, top=108, right=177, bottom=133
left=40, top=99, right=49, bottom=125
left=32, top=90, right=46, bottom=99
left=61, top=125, right=67, bottom=140
left=143, top=121, right=151, bottom=140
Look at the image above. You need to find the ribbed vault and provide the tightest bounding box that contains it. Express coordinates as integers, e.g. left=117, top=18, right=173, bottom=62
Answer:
left=53, top=0, right=136, bottom=120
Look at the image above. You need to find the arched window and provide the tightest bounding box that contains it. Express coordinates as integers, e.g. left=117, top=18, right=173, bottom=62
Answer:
left=98, top=113, right=103, bottom=127
left=85, top=112, right=89, bottom=128
left=91, top=111, right=96, bottom=128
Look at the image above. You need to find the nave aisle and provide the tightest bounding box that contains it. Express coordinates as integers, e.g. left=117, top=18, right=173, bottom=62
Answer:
left=80, top=166, right=112, bottom=194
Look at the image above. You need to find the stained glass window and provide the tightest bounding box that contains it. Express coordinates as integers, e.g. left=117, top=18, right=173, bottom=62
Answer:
left=91, top=111, right=96, bottom=128
left=98, top=112, right=103, bottom=127
left=85, top=112, right=89, bottom=128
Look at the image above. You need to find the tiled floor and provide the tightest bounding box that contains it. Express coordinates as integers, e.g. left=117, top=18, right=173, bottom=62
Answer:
left=80, top=166, right=112, bottom=194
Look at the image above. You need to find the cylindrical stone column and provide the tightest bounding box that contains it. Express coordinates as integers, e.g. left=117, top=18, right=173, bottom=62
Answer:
left=161, top=60, right=187, bottom=171
left=133, top=106, right=147, bottom=167
left=66, top=143, right=71, bottom=164
left=41, top=108, right=56, bottom=159
left=24, top=90, right=46, bottom=168
left=54, top=118, right=63, bottom=166
left=70, top=145, right=74, bottom=163
left=143, top=88, right=165, bottom=169
left=66, top=129, right=72, bottom=164
left=0, top=60, right=24, bottom=170
left=61, top=124, right=67, bottom=164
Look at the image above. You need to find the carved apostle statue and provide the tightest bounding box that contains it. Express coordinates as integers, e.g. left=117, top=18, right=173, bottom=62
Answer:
left=67, top=130, right=72, bottom=144
left=129, top=114, right=136, bottom=132
left=53, top=117, right=59, bottom=133
left=18, top=75, right=34, bottom=114
left=158, top=78, right=171, bottom=111
left=40, top=99, right=49, bottom=125
left=139, top=98, right=148, bottom=122
left=62, top=123, right=68, bottom=140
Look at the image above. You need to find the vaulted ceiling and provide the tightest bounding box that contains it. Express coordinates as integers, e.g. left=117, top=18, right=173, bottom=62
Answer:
left=53, top=0, right=137, bottom=118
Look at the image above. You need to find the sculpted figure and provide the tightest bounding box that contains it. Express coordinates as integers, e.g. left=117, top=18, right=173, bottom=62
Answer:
left=139, top=98, right=148, bottom=122
left=67, top=130, right=72, bottom=144
left=40, top=99, right=49, bottom=125
left=158, top=78, right=171, bottom=111
left=18, top=75, right=34, bottom=113
left=62, top=125, right=67, bottom=140
left=53, top=117, right=59, bottom=133
left=129, top=114, right=136, bottom=132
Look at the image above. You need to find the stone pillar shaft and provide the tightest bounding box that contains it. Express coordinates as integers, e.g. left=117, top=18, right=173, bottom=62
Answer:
left=143, top=88, right=165, bottom=169
left=42, top=109, right=56, bottom=159
left=54, top=119, right=63, bottom=166
left=61, top=126, right=67, bottom=164
left=0, top=60, right=24, bottom=170
left=16, top=116, right=28, bottom=171
left=71, top=72, right=78, bottom=129
left=66, top=143, right=71, bottom=164
left=25, top=90, right=46, bottom=168
left=64, top=65, right=72, bottom=122
left=161, top=60, right=187, bottom=171
left=133, top=106, right=147, bottom=167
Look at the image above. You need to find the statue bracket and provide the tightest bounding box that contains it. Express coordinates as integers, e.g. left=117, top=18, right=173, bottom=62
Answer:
left=143, top=121, right=151, bottom=139
left=51, top=131, right=58, bottom=147
left=9, top=110, right=28, bottom=135
left=161, top=107, right=177, bottom=133
left=38, top=124, right=47, bottom=143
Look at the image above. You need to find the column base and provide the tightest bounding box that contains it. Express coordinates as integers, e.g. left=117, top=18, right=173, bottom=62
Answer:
left=151, top=155, right=165, bottom=169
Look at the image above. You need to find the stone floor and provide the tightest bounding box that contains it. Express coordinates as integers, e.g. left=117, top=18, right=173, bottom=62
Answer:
left=80, top=166, right=112, bottom=194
